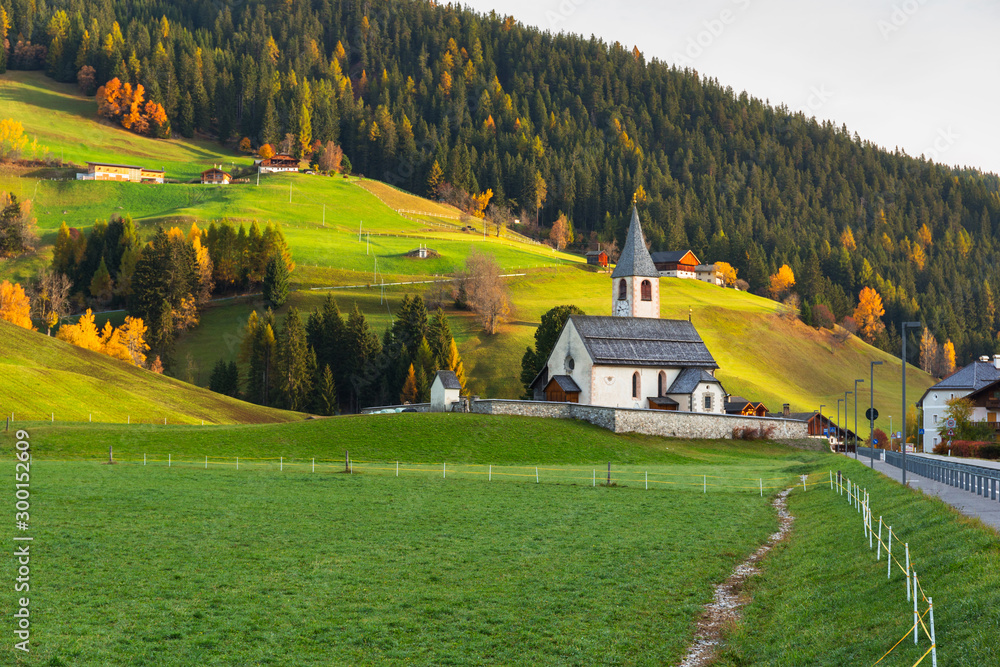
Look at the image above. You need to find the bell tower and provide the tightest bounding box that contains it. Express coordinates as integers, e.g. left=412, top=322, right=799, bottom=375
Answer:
left=611, top=207, right=660, bottom=318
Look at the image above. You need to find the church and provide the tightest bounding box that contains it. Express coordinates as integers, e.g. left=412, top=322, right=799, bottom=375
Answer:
left=530, top=208, right=728, bottom=413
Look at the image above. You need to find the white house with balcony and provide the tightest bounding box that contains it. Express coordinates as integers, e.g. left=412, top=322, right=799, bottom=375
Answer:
left=917, top=355, right=1000, bottom=446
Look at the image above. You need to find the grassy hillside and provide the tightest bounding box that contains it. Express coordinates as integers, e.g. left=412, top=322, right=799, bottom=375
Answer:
left=0, top=319, right=299, bottom=424
left=0, top=71, right=244, bottom=179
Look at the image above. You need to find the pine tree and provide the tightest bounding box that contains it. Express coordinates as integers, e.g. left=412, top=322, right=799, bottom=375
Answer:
left=277, top=307, right=312, bottom=410
left=316, top=364, right=337, bottom=415
left=262, top=255, right=289, bottom=308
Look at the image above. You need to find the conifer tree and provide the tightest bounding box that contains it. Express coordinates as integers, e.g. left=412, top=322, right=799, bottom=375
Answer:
left=262, top=254, right=289, bottom=308
left=316, top=364, right=337, bottom=415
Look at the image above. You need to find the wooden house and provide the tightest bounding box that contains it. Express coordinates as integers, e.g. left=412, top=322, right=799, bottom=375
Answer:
left=650, top=250, right=700, bottom=278
left=77, top=162, right=164, bottom=183
left=258, top=155, right=300, bottom=173
left=201, top=167, right=231, bottom=184
left=585, top=250, right=609, bottom=267
left=725, top=396, right=769, bottom=417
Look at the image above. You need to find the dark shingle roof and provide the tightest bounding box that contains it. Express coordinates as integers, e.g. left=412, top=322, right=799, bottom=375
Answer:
left=650, top=250, right=700, bottom=265
left=611, top=207, right=659, bottom=278
left=666, top=368, right=720, bottom=394
left=434, top=370, right=462, bottom=390
left=570, top=316, right=717, bottom=368
left=930, top=361, right=1000, bottom=391
left=549, top=375, right=581, bottom=393
left=649, top=396, right=679, bottom=406
left=585, top=250, right=606, bottom=257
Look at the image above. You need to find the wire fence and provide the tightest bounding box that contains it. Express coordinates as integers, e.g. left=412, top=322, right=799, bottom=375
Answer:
left=25, top=447, right=818, bottom=495
left=832, top=471, right=938, bottom=667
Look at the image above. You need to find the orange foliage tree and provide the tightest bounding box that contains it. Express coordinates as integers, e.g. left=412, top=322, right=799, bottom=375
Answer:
left=715, top=261, right=738, bottom=287
left=768, top=264, right=795, bottom=299
left=56, top=309, right=149, bottom=366
left=853, top=286, right=886, bottom=344
left=0, top=280, right=33, bottom=329
left=259, top=144, right=276, bottom=160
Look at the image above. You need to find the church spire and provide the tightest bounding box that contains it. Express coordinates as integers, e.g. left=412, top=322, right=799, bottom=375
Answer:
left=612, top=207, right=659, bottom=279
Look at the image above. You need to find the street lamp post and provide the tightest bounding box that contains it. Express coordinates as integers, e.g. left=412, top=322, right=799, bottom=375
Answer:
left=870, top=361, right=884, bottom=468
left=819, top=404, right=825, bottom=438
left=902, top=321, right=921, bottom=485
left=846, top=390, right=853, bottom=456
left=854, top=379, right=864, bottom=457
left=836, top=399, right=843, bottom=450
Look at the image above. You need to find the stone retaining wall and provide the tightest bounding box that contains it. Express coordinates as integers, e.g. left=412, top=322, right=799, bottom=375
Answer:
left=469, top=399, right=808, bottom=439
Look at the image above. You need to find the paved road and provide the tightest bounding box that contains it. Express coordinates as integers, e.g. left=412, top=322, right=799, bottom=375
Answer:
left=845, top=452, right=1000, bottom=532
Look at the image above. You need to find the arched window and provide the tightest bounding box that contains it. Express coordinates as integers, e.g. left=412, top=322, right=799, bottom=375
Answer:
left=641, top=280, right=652, bottom=301
left=618, top=279, right=628, bottom=300
left=658, top=371, right=666, bottom=397
left=632, top=371, right=640, bottom=399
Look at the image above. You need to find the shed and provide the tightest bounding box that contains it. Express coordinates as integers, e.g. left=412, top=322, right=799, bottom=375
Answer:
left=586, top=250, right=609, bottom=267
left=430, top=370, right=462, bottom=412
left=543, top=375, right=581, bottom=403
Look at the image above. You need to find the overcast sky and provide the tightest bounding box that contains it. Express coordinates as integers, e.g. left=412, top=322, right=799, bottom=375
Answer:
left=460, top=0, right=999, bottom=175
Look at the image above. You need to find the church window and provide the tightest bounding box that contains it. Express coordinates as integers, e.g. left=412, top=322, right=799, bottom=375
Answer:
left=658, top=371, right=666, bottom=396
left=640, top=280, right=652, bottom=301
left=618, top=279, right=627, bottom=300
left=632, top=372, right=640, bottom=399
left=704, top=394, right=713, bottom=411
left=565, top=356, right=575, bottom=371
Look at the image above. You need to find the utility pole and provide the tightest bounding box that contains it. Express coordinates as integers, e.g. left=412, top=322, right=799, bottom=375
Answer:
left=845, top=390, right=853, bottom=456
left=854, top=379, right=864, bottom=457
left=901, top=321, right=921, bottom=485
left=870, top=360, right=883, bottom=468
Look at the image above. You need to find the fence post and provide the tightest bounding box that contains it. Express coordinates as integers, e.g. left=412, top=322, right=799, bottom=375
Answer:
left=593, top=469, right=596, bottom=487
left=143, top=453, right=146, bottom=466
left=396, top=461, right=399, bottom=477
left=829, top=470, right=833, bottom=489
left=345, top=450, right=349, bottom=473
left=489, top=464, right=491, bottom=481
left=704, top=475, right=707, bottom=493
left=443, top=462, right=446, bottom=479
left=887, top=528, right=892, bottom=579
left=535, top=467, right=539, bottom=483
left=760, top=479, right=763, bottom=496
left=645, top=471, right=648, bottom=490
left=168, top=454, right=171, bottom=467
left=236, top=457, right=239, bottom=470
left=929, top=597, right=937, bottom=666
left=607, top=462, right=611, bottom=486
left=877, top=517, right=882, bottom=560
left=313, top=458, right=316, bottom=473
left=913, top=571, right=919, bottom=644
left=280, top=456, right=283, bottom=472
left=905, top=544, right=911, bottom=600
left=205, top=456, right=208, bottom=469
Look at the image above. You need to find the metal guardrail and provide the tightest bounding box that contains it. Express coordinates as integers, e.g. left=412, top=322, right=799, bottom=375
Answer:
left=858, top=446, right=1000, bottom=501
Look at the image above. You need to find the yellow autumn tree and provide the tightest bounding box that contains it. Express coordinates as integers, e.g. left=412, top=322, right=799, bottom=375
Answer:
left=715, top=261, right=738, bottom=287
left=99, top=320, right=132, bottom=362
left=56, top=309, right=102, bottom=351
left=840, top=226, right=857, bottom=251
left=941, top=340, right=956, bottom=376
left=119, top=316, right=149, bottom=367
left=400, top=363, right=418, bottom=404
left=916, top=223, right=933, bottom=247
left=444, top=338, right=467, bottom=392
left=470, top=189, right=493, bottom=218
left=768, top=264, right=795, bottom=299
left=0, top=280, right=33, bottom=329
left=853, top=287, right=886, bottom=344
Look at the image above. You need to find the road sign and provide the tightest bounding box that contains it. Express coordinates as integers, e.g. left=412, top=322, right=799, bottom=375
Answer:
left=865, top=407, right=879, bottom=421
left=946, top=417, right=957, bottom=429
left=824, top=428, right=829, bottom=435
left=873, top=439, right=878, bottom=445
left=918, top=428, right=924, bottom=435
left=948, top=429, right=955, bottom=436
left=896, top=431, right=903, bottom=438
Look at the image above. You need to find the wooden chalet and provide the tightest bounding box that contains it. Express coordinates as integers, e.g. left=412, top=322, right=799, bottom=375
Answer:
left=586, top=249, right=609, bottom=267
left=650, top=250, right=700, bottom=278
left=725, top=396, right=769, bottom=417
left=201, top=167, right=231, bottom=184
left=258, top=154, right=300, bottom=173
left=960, top=378, right=1000, bottom=433
left=77, top=162, right=164, bottom=183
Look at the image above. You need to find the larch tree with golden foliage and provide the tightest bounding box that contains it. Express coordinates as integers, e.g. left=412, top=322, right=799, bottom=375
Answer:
left=0, top=280, right=33, bottom=329
left=56, top=308, right=102, bottom=351
left=919, top=327, right=939, bottom=375
left=444, top=338, right=467, bottom=392
left=715, top=261, right=738, bottom=287
left=853, top=287, right=886, bottom=344
left=768, top=264, right=795, bottom=299
left=400, top=363, right=419, bottom=404
left=941, top=340, right=956, bottom=376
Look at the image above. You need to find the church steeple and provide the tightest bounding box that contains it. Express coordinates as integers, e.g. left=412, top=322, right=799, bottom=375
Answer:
left=611, top=207, right=660, bottom=318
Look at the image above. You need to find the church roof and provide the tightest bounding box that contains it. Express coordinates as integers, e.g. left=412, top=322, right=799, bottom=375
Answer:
left=548, top=375, right=582, bottom=393
left=569, top=316, right=718, bottom=368
left=611, top=207, right=660, bottom=278
left=666, top=368, right=721, bottom=394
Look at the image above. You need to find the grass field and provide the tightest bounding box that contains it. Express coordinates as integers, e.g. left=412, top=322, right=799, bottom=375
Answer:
left=0, top=319, right=299, bottom=425
left=3, top=417, right=822, bottom=665
left=718, top=455, right=1000, bottom=665
left=4, top=417, right=998, bottom=664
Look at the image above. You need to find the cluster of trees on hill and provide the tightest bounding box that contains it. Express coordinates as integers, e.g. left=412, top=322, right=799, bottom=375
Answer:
left=225, top=294, right=466, bottom=413
left=4, top=0, right=1000, bottom=365
left=51, top=218, right=293, bottom=361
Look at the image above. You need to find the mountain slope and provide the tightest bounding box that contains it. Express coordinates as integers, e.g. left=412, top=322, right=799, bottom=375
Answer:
left=0, top=320, right=300, bottom=424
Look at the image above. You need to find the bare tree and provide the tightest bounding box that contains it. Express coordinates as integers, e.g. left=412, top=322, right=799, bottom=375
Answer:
left=31, top=269, right=72, bottom=335
left=461, top=250, right=512, bottom=335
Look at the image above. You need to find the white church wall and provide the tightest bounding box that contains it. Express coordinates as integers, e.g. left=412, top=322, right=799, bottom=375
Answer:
left=545, top=320, right=595, bottom=404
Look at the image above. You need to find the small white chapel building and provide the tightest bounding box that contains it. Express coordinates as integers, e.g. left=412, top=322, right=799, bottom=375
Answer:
left=530, top=208, right=727, bottom=412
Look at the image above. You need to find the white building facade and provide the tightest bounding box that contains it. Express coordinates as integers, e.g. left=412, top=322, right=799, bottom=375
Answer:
left=917, top=355, right=1000, bottom=447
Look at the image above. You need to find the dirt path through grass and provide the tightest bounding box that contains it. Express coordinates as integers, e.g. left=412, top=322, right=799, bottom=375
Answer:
left=678, top=487, right=795, bottom=667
